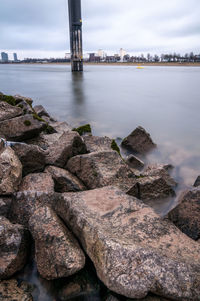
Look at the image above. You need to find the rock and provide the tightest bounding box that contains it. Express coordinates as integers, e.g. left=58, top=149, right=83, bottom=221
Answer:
left=0, top=101, right=23, bottom=121
left=168, top=187, right=200, bottom=240
left=12, top=143, right=47, bottom=176
left=9, top=191, right=61, bottom=227
left=45, top=166, right=86, bottom=192
left=121, top=126, right=156, bottom=154
left=0, top=217, right=29, bottom=279
left=67, top=151, right=135, bottom=190
left=0, top=114, right=46, bottom=141
left=14, top=94, right=33, bottom=105
left=127, top=175, right=176, bottom=202
left=49, top=121, right=72, bottom=134
left=19, top=172, right=54, bottom=192
left=194, top=175, right=200, bottom=187
left=143, top=164, right=177, bottom=187
left=0, top=279, right=33, bottom=301
left=0, top=146, right=22, bottom=195
left=29, top=206, right=85, bottom=280
left=83, top=136, right=113, bottom=153
left=58, top=269, right=100, bottom=301
left=17, top=100, right=34, bottom=114
left=0, top=197, right=12, bottom=217
left=54, top=186, right=200, bottom=300
left=126, top=154, right=144, bottom=170
left=45, top=131, right=87, bottom=168
left=33, top=105, right=50, bottom=117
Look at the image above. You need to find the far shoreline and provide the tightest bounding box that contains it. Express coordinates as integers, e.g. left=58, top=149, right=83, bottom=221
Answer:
left=1, top=62, right=200, bottom=67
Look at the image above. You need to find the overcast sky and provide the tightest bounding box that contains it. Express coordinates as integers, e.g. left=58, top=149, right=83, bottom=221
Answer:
left=0, top=0, right=200, bottom=59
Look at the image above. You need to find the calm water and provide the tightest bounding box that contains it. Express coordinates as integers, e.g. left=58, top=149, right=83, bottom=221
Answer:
left=1, top=63, right=200, bottom=300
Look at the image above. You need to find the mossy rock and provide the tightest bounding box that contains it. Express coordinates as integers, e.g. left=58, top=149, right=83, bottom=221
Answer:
left=72, top=124, right=92, bottom=136
left=32, top=113, right=45, bottom=122
left=0, top=95, right=16, bottom=106
left=24, top=120, right=32, bottom=126
left=111, top=139, right=121, bottom=155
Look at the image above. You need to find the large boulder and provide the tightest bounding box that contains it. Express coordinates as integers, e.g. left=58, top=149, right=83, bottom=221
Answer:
left=9, top=191, right=62, bottom=227
left=0, top=101, right=23, bottom=121
left=83, top=136, right=113, bottom=153
left=127, top=175, right=176, bottom=202
left=54, top=186, right=200, bottom=300
left=0, top=114, right=46, bottom=141
left=12, top=143, right=47, bottom=175
left=19, top=172, right=54, bottom=193
left=126, top=154, right=144, bottom=170
left=33, top=105, right=50, bottom=118
left=0, top=197, right=12, bottom=217
left=0, top=146, right=22, bottom=195
left=0, top=217, right=29, bottom=279
left=168, top=187, right=200, bottom=240
left=67, top=151, right=135, bottom=190
left=121, top=126, right=156, bottom=154
left=0, top=279, right=33, bottom=301
left=45, top=166, right=86, bottom=192
left=29, top=206, right=85, bottom=280
left=143, top=164, right=177, bottom=187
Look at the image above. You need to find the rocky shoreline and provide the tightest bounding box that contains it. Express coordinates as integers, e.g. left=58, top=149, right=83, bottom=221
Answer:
left=0, top=92, right=199, bottom=301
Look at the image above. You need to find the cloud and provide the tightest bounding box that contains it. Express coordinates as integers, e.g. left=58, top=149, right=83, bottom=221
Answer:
left=0, top=0, right=200, bottom=58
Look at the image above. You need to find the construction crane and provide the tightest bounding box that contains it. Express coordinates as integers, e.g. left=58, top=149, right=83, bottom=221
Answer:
left=68, top=0, right=83, bottom=72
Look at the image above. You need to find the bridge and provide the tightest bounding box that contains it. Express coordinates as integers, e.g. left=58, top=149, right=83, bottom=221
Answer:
left=68, top=0, right=83, bottom=72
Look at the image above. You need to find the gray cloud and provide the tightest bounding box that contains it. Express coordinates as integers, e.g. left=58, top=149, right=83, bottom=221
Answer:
left=0, top=0, right=200, bottom=58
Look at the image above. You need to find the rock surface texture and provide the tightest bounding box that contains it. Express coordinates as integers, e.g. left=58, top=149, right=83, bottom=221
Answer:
left=54, top=186, right=200, bottom=300
left=29, top=206, right=85, bottom=280
left=67, top=150, right=135, bottom=190
left=126, top=154, right=144, bottom=170
left=0, top=197, right=12, bottom=217
left=0, top=146, right=22, bottom=195
left=121, top=126, right=156, bottom=154
left=0, top=114, right=46, bottom=141
left=0, top=217, right=29, bottom=279
left=12, top=143, right=47, bottom=175
left=194, top=175, right=200, bottom=187
left=0, top=101, right=23, bottom=121
left=45, top=165, right=86, bottom=192
left=0, top=279, right=33, bottom=301
left=83, top=135, right=113, bottom=153
left=19, top=172, right=54, bottom=192
left=168, top=187, right=200, bottom=240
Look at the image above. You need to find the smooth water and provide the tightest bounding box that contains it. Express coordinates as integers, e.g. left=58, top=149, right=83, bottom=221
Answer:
left=1, top=64, right=200, bottom=300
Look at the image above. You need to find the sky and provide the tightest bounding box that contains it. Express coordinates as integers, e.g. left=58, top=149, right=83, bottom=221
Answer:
left=0, top=0, right=200, bottom=59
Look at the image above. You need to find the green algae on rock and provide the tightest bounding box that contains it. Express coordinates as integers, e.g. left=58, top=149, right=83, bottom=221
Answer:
left=72, top=124, right=92, bottom=136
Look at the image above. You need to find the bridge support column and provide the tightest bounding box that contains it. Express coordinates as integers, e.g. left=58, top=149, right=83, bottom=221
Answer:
left=68, top=0, right=83, bottom=72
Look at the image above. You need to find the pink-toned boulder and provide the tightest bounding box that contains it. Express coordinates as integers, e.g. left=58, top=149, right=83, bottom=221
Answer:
left=19, top=173, right=54, bottom=192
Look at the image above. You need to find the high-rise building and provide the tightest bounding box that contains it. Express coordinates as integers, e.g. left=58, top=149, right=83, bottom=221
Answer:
left=1, top=52, right=8, bottom=62
left=97, top=49, right=105, bottom=59
left=13, top=53, right=18, bottom=62
left=119, top=48, right=126, bottom=61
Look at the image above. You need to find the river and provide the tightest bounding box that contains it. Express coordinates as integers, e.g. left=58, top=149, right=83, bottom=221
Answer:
left=0, top=63, right=200, bottom=300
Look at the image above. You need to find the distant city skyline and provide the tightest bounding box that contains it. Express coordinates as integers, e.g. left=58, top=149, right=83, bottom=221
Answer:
left=0, top=0, right=200, bottom=60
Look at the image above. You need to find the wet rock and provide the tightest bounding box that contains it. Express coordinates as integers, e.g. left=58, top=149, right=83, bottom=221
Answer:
left=33, top=105, right=50, bottom=118
left=0, top=114, right=46, bottom=141
left=194, top=175, right=200, bottom=187
left=168, top=187, right=200, bottom=240
left=121, top=126, right=156, bottom=154
left=9, top=191, right=61, bottom=227
left=29, top=206, right=85, bottom=280
left=0, top=197, right=12, bottom=217
left=19, top=172, right=54, bottom=192
left=54, top=186, right=200, bottom=300
left=126, top=154, right=144, bottom=170
left=45, top=166, right=86, bottom=192
left=143, top=164, right=177, bottom=187
left=0, top=146, right=22, bottom=195
left=83, top=136, right=113, bottom=153
left=0, top=279, right=33, bottom=301
left=12, top=143, right=47, bottom=175
left=58, top=269, right=100, bottom=300
left=0, top=217, right=29, bottom=279
left=14, top=94, right=33, bottom=105
left=67, top=151, right=135, bottom=190
left=0, top=101, right=23, bottom=121
left=127, top=175, right=176, bottom=202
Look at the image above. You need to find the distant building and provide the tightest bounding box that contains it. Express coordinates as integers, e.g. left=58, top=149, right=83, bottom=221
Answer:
left=119, top=48, right=126, bottom=61
left=13, top=53, right=18, bottom=62
left=97, top=49, right=105, bottom=59
left=1, top=52, right=8, bottom=62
